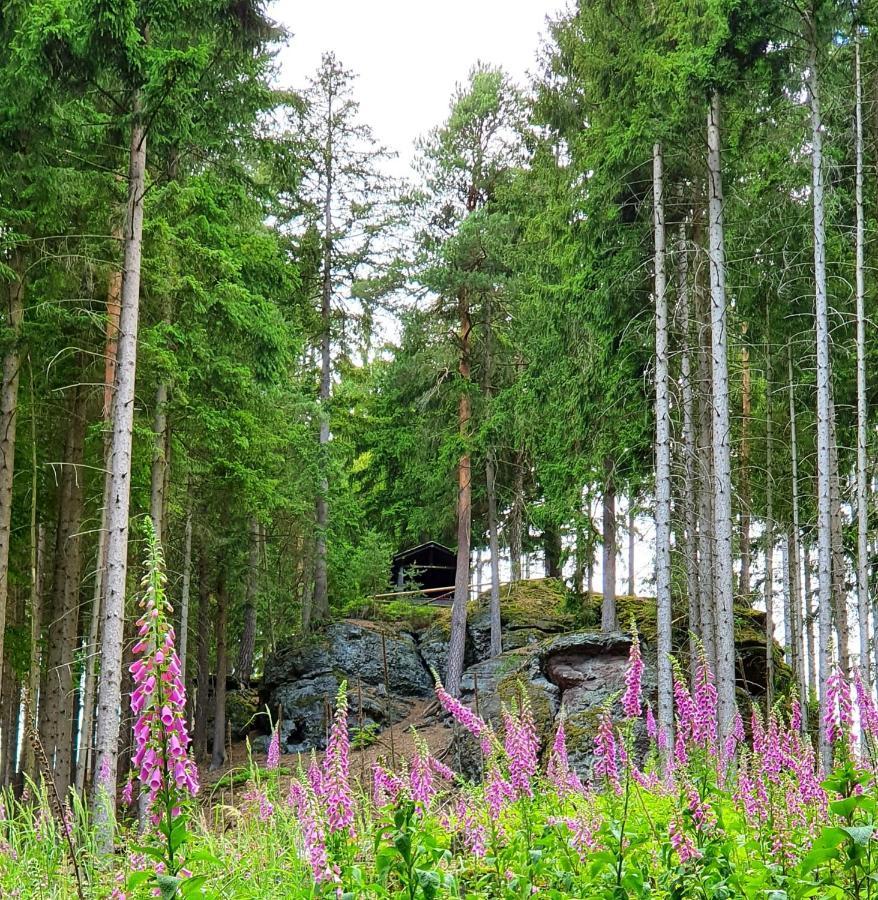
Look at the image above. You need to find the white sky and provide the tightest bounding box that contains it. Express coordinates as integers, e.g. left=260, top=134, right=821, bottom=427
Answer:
left=271, top=0, right=567, bottom=175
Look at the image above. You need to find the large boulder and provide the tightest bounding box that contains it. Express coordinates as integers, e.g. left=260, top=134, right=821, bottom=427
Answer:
left=448, top=629, right=654, bottom=782
left=262, top=621, right=433, bottom=753
left=264, top=621, right=433, bottom=698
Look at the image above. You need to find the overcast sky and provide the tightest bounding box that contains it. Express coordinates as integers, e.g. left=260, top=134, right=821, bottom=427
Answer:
left=272, top=0, right=566, bottom=175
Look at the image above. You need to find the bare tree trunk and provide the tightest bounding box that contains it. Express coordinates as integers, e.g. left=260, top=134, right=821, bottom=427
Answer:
left=193, top=552, right=211, bottom=760
left=695, top=240, right=717, bottom=673
left=178, top=501, right=193, bottom=678
left=41, top=384, right=87, bottom=798
left=486, top=453, right=502, bottom=657
left=210, top=570, right=228, bottom=771
left=237, top=517, right=259, bottom=685
left=1, top=590, right=22, bottom=785
left=855, top=31, right=870, bottom=683
left=707, top=89, right=736, bottom=737
left=0, top=249, right=25, bottom=740
left=23, top=523, right=46, bottom=783
left=483, top=298, right=501, bottom=657
left=446, top=287, right=472, bottom=697
left=149, top=380, right=169, bottom=545
left=93, top=106, right=146, bottom=834
left=787, top=344, right=807, bottom=710
left=829, top=399, right=850, bottom=674
left=678, top=219, right=699, bottom=671
left=601, top=456, right=617, bottom=632
left=807, top=24, right=834, bottom=770
left=764, top=315, right=775, bottom=708
left=803, top=540, right=816, bottom=700
left=627, top=505, right=636, bottom=596
left=739, top=329, right=752, bottom=598
left=75, top=259, right=123, bottom=794
left=508, top=451, right=524, bottom=583
left=311, top=94, right=334, bottom=630
left=653, top=143, right=673, bottom=748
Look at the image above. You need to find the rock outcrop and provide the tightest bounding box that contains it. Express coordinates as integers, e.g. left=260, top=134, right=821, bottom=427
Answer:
left=251, top=578, right=781, bottom=775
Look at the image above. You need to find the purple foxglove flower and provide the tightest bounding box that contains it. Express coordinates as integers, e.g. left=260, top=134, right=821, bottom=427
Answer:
left=622, top=635, right=644, bottom=719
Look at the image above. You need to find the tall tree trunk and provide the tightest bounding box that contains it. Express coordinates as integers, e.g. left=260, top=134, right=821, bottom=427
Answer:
left=446, top=285, right=473, bottom=697
left=803, top=540, right=817, bottom=700
left=311, top=95, right=334, bottom=630
left=486, top=454, right=502, bottom=657
left=23, top=523, right=46, bottom=783
left=707, top=89, right=736, bottom=737
left=93, top=105, right=147, bottom=831
left=41, top=384, right=87, bottom=798
left=855, top=31, right=870, bottom=682
left=237, top=517, right=259, bottom=685
left=210, top=570, right=228, bottom=771
left=149, top=380, right=169, bottom=545
left=787, top=344, right=807, bottom=710
left=829, top=398, right=850, bottom=674
left=193, top=552, right=211, bottom=760
left=0, top=249, right=25, bottom=743
left=178, top=501, right=193, bottom=679
left=627, top=505, right=636, bottom=596
left=807, top=23, right=834, bottom=770
left=544, top=526, right=563, bottom=579
left=739, top=329, right=751, bottom=598
left=695, top=237, right=717, bottom=673
left=1, top=590, right=22, bottom=785
left=764, top=314, right=775, bottom=708
left=678, top=218, right=699, bottom=671
left=653, top=143, right=673, bottom=748
left=601, top=456, right=617, bottom=632
left=483, top=298, right=502, bottom=657
left=508, top=451, right=524, bottom=582
left=75, top=259, right=123, bottom=794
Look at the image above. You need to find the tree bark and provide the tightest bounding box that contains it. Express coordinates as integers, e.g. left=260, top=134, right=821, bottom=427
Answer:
left=237, top=517, right=259, bottom=685
left=41, top=384, right=87, bottom=798
left=210, top=570, right=229, bottom=771
left=627, top=505, right=636, bottom=596
left=486, top=453, right=502, bottom=657
left=193, top=551, right=211, bottom=760
left=829, top=396, right=850, bottom=674
left=0, top=249, right=25, bottom=743
left=311, top=86, right=335, bottom=630
left=508, top=451, right=524, bottom=583
left=178, top=501, right=193, bottom=679
left=739, top=329, right=751, bottom=598
left=787, top=344, right=807, bottom=709
left=764, top=314, right=775, bottom=708
left=446, top=286, right=472, bottom=697
left=677, top=218, right=699, bottom=672
left=695, top=236, right=717, bottom=673
left=483, top=297, right=502, bottom=657
left=601, top=456, right=616, bottom=632
left=855, top=32, right=870, bottom=682
left=807, top=24, right=834, bottom=770
left=149, top=380, right=169, bottom=545
left=93, top=105, right=147, bottom=831
left=653, top=143, right=673, bottom=749
left=707, top=89, right=736, bottom=737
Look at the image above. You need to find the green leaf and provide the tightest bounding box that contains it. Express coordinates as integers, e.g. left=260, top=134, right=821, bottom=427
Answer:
left=157, top=874, right=182, bottom=900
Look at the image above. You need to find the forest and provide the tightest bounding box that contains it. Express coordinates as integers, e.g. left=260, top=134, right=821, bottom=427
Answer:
left=3, top=0, right=878, bottom=896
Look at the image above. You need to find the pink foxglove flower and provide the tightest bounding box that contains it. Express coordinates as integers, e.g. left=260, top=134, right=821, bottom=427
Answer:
left=594, top=709, right=621, bottom=795
left=825, top=667, right=853, bottom=750
left=622, top=634, right=644, bottom=718
left=503, top=704, right=538, bottom=799
left=322, top=681, right=354, bottom=835
left=669, top=817, right=700, bottom=863
left=266, top=728, right=280, bottom=770
left=129, top=528, right=198, bottom=827
left=435, top=681, right=492, bottom=754
left=692, top=654, right=718, bottom=751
